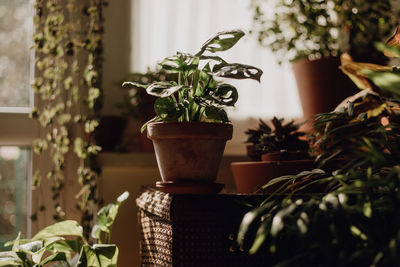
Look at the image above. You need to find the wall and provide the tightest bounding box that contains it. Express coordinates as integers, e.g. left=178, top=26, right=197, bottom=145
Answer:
left=102, top=0, right=132, bottom=116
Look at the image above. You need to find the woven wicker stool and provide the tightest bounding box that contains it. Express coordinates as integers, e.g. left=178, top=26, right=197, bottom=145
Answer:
left=136, top=187, right=268, bottom=267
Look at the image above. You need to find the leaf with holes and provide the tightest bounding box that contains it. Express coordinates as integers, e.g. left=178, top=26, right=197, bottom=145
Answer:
left=146, top=82, right=184, bottom=98
left=211, top=63, right=263, bottom=82
left=197, top=30, right=245, bottom=55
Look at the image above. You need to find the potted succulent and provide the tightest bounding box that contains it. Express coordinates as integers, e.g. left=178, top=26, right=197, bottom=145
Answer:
left=250, top=0, right=399, bottom=118
left=244, top=119, right=271, bottom=161
left=232, top=117, right=314, bottom=193
left=256, top=117, right=310, bottom=161
left=123, top=30, right=263, bottom=194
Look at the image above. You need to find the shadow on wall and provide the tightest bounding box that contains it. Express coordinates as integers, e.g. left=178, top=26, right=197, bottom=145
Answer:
left=102, top=0, right=132, bottom=116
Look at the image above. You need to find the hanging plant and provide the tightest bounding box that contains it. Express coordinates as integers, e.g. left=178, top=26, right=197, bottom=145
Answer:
left=30, top=0, right=106, bottom=237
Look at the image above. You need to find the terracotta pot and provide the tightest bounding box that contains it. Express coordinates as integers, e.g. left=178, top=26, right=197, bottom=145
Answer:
left=139, top=131, right=154, bottom=152
left=147, top=122, right=233, bottom=193
left=292, top=57, right=358, bottom=120
left=246, top=144, right=261, bottom=161
left=231, top=160, right=316, bottom=193
left=261, top=151, right=312, bottom=162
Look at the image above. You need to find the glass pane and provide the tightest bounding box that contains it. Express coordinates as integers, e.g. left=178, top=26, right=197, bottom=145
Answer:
left=0, top=0, right=33, bottom=108
left=0, top=146, right=30, bottom=249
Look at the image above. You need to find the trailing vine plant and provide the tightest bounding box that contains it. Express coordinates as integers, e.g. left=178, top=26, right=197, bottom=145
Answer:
left=30, top=0, right=106, bottom=237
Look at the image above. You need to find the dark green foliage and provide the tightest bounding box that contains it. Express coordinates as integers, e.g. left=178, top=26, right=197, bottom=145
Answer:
left=238, top=28, right=400, bottom=266
left=250, top=0, right=399, bottom=63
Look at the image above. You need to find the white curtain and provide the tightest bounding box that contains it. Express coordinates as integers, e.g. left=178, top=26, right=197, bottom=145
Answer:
left=130, top=0, right=303, bottom=154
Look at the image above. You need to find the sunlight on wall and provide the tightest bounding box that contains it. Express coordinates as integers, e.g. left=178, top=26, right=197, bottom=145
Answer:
left=130, top=0, right=303, bottom=120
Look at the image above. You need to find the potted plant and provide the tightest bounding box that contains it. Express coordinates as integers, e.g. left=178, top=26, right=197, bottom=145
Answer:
left=232, top=117, right=314, bottom=193
left=244, top=119, right=271, bottom=161
left=257, top=117, right=310, bottom=161
left=123, top=30, right=263, bottom=194
left=250, top=0, right=399, bottom=118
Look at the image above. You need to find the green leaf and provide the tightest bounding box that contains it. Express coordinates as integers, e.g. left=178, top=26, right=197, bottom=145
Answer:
left=32, top=247, right=46, bottom=264
left=121, top=81, right=149, bottom=89
left=18, top=240, right=43, bottom=253
left=270, top=203, right=297, bottom=237
left=93, top=244, right=118, bottom=267
left=201, top=84, right=238, bottom=107
left=362, top=70, right=400, bottom=98
left=47, top=239, right=81, bottom=254
left=146, top=82, right=184, bottom=98
left=160, top=52, right=198, bottom=74
left=199, top=55, right=227, bottom=64
left=204, top=106, right=229, bottom=122
left=197, top=30, right=245, bottom=55
left=249, top=220, right=269, bottom=254
left=33, top=220, right=84, bottom=241
left=0, top=251, right=24, bottom=266
left=211, top=63, right=263, bottom=82
left=40, top=252, right=68, bottom=265
left=237, top=204, right=272, bottom=249
left=140, top=116, right=162, bottom=133
left=375, top=42, right=400, bottom=58
left=154, top=97, right=183, bottom=121
left=78, top=245, right=100, bottom=267
left=93, top=192, right=130, bottom=241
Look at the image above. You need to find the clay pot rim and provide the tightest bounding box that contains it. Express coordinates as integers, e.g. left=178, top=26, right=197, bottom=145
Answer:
left=147, top=121, right=233, bottom=140
left=261, top=151, right=313, bottom=162
left=231, top=160, right=315, bottom=167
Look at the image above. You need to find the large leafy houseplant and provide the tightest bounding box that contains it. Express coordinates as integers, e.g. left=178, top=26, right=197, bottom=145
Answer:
left=250, top=0, right=399, bottom=118
left=123, top=30, right=263, bottom=132
left=0, top=191, right=129, bottom=267
left=250, top=0, right=398, bottom=63
left=236, top=30, right=400, bottom=266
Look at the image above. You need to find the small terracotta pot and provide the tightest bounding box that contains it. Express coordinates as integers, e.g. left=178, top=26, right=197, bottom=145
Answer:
left=231, top=160, right=316, bottom=193
left=147, top=122, right=233, bottom=184
left=261, top=151, right=312, bottom=162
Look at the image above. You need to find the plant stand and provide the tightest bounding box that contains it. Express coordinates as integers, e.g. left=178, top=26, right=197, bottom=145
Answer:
left=136, top=187, right=267, bottom=267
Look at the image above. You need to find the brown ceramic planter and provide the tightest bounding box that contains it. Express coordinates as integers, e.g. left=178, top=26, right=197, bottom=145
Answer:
left=231, top=160, right=316, bottom=193
left=261, top=151, right=312, bottom=162
left=147, top=122, right=233, bottom=193
left=292, top=57, right=358, bottom=120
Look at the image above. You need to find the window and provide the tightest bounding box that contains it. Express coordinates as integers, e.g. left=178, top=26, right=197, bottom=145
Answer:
left=0, top=0, right=35, bottom=247
left=130, top=0, right=303, bottom=154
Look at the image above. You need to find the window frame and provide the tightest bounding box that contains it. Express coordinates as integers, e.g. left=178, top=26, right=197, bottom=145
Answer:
left=0, top=0, right=37, bottom=239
